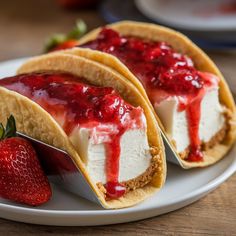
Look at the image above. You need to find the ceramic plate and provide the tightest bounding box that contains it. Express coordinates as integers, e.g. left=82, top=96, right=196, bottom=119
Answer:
left=135, top=0, right=236, bottom=31
left=100, top=0, right=236, bottom=49
left=0, top=58, right=235, bottom=226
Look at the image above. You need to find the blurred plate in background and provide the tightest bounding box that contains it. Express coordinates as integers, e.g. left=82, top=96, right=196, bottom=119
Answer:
left=100, top=0, right=236, bottom=50
left=135, top=0, right=236, bottom=45
left=135, top=0, right=236, bottom=31
left=100, top=0, right=236, bottom=49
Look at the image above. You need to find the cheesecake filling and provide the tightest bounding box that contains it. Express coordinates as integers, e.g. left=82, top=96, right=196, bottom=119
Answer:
left=81, top=28, right=226, bottom=162
left=0, top=72, right=152, bottom=199
left=155, top=88, right=225, bottom=154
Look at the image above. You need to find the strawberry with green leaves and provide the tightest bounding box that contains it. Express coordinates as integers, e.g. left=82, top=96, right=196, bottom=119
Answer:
left=0, top=116, right=52, bottom=206
left=45, top=20, right=87, bottom=52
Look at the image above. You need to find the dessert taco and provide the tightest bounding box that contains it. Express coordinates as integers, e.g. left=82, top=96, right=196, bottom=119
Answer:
left=63, top=21, right=236, bottom=168
left=0, top=52, right=166, bottom=209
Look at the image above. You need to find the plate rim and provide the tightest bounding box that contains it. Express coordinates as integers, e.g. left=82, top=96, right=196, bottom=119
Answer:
left=0, top=157, right=235, bottom=216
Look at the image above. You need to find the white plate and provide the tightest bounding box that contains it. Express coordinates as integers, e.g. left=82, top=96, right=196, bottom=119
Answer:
left=0, top=58, right=235, bottom=226
left=135, top=0, right=236, bottom=31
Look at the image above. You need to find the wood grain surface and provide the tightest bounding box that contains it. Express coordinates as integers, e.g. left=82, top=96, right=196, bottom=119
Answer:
left=0, top=1, right=235, bottom=235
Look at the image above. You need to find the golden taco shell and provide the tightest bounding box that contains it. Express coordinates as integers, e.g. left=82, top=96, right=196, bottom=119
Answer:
left=0, top=52, right=166, bottom=209
left=63, top=21, right=236, bottom=168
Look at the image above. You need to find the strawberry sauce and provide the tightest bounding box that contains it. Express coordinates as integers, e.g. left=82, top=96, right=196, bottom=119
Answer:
left=0, top=73, right=144, bottom=199
left=80, top=28, right=220, bottom=162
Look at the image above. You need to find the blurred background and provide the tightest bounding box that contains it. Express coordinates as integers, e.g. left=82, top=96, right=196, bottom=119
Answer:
left=0, top=0, right=235, bottom=91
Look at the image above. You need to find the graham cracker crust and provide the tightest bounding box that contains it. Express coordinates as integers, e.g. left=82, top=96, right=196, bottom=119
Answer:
left=179, top=123, right=228, bottom=160
left=97, top=147, right=162, bottom=199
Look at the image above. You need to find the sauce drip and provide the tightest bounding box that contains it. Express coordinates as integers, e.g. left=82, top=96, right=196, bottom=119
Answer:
left=81, top=28, right=219, bottom=162
left=0, top=73, right=144, bottom=198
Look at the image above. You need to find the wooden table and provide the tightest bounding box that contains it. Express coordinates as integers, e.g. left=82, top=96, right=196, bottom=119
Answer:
left=0, top=1, right=235, bottom=235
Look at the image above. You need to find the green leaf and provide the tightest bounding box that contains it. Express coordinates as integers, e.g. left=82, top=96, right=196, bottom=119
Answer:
left=0, top=123, right=5, bottom=140
left=4, top=115, right=16, bottom=139
left=67, top=20, right=87, bottom=40
left=44, top=19, right=87, bottom=53
left=44, top=34, right=67, bottom=53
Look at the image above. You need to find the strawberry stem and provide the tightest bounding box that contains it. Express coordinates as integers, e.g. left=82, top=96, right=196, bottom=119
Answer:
left=0, top=123, right=5, bottom=140
left=44, top=19, right=87, bottom=52
left=0, top=115, right=17, bottom=140
left=5, top=115, right=16, bottom=138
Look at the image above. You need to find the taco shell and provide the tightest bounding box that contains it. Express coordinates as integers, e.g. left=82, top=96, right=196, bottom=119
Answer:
left=0, top=52, right=166, bottom=209
left=61, top=21, right=236, bottom=168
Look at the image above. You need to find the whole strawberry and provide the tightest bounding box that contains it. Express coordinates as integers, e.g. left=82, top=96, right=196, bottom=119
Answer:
left=0, top=116, right=52, bottom=206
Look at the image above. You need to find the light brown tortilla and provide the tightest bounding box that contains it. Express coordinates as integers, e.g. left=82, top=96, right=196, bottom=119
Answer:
left=63, top=20, right=236, bottom=168
left=0, top=52, right=166, bottom=209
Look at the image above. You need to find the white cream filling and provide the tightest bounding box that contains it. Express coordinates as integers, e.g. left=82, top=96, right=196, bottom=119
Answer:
left=68, top=119, right=151, bottom=184
left=154, top=87, right=225, bottom=153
